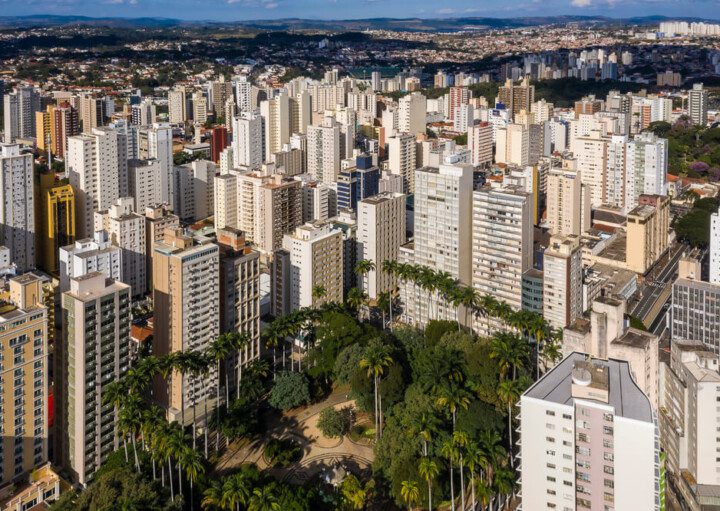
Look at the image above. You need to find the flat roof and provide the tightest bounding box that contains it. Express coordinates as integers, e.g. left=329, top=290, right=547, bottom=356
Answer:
left=524, top=352, right=653, bottom=422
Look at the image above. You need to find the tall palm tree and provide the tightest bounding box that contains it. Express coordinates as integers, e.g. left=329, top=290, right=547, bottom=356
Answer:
left=400, top=480, right=420, bottom=511
left=207, top=336, right=232, bottom=452
left=381, top=260, right=398, bottom=330
left=377, top=291, right=390, bottom=330
left=117, top=393, right=143, bottom=472
left=359, top=341, right=394, bottom=440
left=354, top=259, right=375, bottom=298
left=465, top=441, right=485, bottom=511
left=142, top=406, right=164, bottom=480
left=498, top=378, right=523, bottom=466
left=452, top=430, right=469, bottom=511
left=227, top=332, right=250, bottom=399
left=489, top=332, right=528, bottom=381
left=102, top=380, right=130, bottom=462
left=248, top=486, right=280, bottom=511
left=441, top=437, right=459, bottom=511
left=223, top=472, right=251, bottom=511
left=435, top=382, right=471, bottom=432
left=416, top=412, right=441, bottom=457
left=181, top=446, right=205, bottom=511
left=418, top=457, right=439, bottom=511
left=262, top=326, right=282, bottom=380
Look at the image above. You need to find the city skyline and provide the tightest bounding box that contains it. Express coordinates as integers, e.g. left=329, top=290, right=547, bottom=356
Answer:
left=2, top=0, right=720, bottom=23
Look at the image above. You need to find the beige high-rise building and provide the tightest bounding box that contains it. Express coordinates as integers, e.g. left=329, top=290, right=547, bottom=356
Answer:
left=217, top=228, right=261, bottom=390
left=398, top=92, right=427, bottom=136
left=472, top=185, right=533, bottom=331
left=168, top=88, right=187, bottom=124
left=60, top=272, right=131, bottom=486
left=145, top=204, right=179, bottom=291
left=0, top=274, right=49, bottom=488
left=153, top=229, right=219, bottom=424
left=261, top=92, right=291, bottom=160
left=498, top=77, right=534, bottom=118
left=357, top=192, right=406, bottom=300
left=387, top=133, right=417, bottom=194
left=79, top=94, right=105, bottom=132
left=573, top=129, right=608, bottom=208
left=495, top=123, right=529, bottom=166
left=546, top=164, right=591, bottom=236
left=468, top=122, right=493, bottom=167
left=281, top=222, right=344, bottom=311
left=543, top=235, right=582, bottom=329
left=626, top=194, right=670, bottom=274
left=660, top=339, right=720, bottom=500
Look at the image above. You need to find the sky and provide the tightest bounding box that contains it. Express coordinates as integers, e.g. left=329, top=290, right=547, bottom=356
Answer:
left=0, top=0, right=719, bottom=22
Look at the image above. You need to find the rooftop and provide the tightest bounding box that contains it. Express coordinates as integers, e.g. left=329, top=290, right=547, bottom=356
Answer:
left=524, top=352, right=653, bottom=422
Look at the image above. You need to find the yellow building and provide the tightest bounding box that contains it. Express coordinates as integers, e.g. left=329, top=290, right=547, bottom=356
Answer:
left=0, top=274, right=49, bottom=489
left=0, top=463, right=69, bottom=510
left=626, top=195, right=670, bottom=274
left=35, top=106, right=56, bottom=154
left=38, top=173, right=75, bottom=276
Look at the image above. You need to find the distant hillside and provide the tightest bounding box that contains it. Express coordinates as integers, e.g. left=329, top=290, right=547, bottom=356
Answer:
left=0, top=14, right=717, bottom=32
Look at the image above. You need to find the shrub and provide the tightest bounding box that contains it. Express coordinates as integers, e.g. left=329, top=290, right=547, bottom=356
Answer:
left=269, top=371, right=311, bottom=410
left=263, top=438, right=303, bottom=467
left=317, top=407, right=347, bottom=438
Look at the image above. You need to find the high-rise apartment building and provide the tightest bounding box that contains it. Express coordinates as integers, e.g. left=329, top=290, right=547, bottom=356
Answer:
left=472, top=185, right=533, bottom=331
left=3, top=86, right=41, bottom=143
left=660, top=338, right=720, bottom=498
left=135, top=124, right=174, bottom=210
left=79, top=94, right=106, bottom=132
left=173, top=160, right=215, bottom=222
left=400, top=164, right=473, bottom=326
left=232, top=110, right=264, bottom=169
left=307, top=117, right=341, bottom=184
left=59, top=272, right=130, bottom=486
left=168, top=88, right=188, bottom=124
left=625, top=132, right=667, bottom=210
left=217, top=228, right=261, bottom=387
left=387, top=133, right=417, bottom=194
left=546, top=165, right=590, bottom=236
left=153, top=229, right=220, bottom=424
left=281, top=222, right=344, bottom=311
left=38, top=173, right=75, bottom=276
left=260, top=92, right=291, bottom=160
left=711, top=211, right=720, bottom=284
left=519, top=354, right=659, bottom=511
left=144, top=204, right=179, bottom=291
left=0, top=144, right=35, bottom=272
left=573, top=130, right=608, bottom=208
left=58, top=231, right=122, bottom=293
left=625, top=195, right=670, bottom=275
left=0, top=275, right=49, bottom=488
left=101, top=198, right=147, bottom=297
left=398, top=92, right=427, bottom=136
left=688, top=83, right=708, bottom=126
left=495, top=123, right=529, bottom=167
left=448, top=86, right=471, bottom=121
left=66, top=128, right=124, bottom=238
left=498, top=77, right=534, bottom=117
left=467, top=122, right=493, bottom=167
left=356, top=192, right=406, bottom=300
left=543, top=235, right=582, bottom=329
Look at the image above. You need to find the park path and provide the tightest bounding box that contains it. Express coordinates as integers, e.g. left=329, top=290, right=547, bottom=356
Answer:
left=215, top=386, right=374, bottom=483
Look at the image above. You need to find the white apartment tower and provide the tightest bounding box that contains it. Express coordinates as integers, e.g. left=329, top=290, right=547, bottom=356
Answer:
left=398, top=92, right=427, bottom=136
left=104, top=198, right=147, bottom=297
left=688, top=83, right=708, bottom=126
left=0, top=144, right=35, bottom=271
left=307, top=117, right=341, bottom=184
left=232, top=110, right=264, bottom=169
left=519, top=354, right=659, bottom=511
left=472, top=185, right=533, bottom=329
left=400, top=164, right=473, bottom=326
left=59, top=231, right=122, bottom=293
left=357, top=192, right=406, bottom=300
left=468, top=122, right=493, bottom=167
left=66, top=128, right=123, bottom=238
left=625, top=132, right=667, bottom=211
left=387, top=133, right=417, bottom=194
left=546, top=165, right=590, bottom=237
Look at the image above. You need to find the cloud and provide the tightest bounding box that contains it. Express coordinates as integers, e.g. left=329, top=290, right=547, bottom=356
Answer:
left=570, top=0, right=593, bottom=6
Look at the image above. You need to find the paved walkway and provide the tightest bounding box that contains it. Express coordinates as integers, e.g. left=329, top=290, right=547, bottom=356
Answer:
left=215, top=387, right=374, bottom=482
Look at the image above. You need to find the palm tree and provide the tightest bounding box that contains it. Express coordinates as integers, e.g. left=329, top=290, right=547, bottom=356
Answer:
left=400, top=480, right=420, bottom=511
left=359, top=341, right=394, bottom=440
left=117, top=393, right=143, bottom=472
left=453, top=286, right=479, bottom=331
left=435, top=382, right=471, bottom=432
left=416, top=412, right=441, bottom=457
left=354, top=259, right=375, bottom=297
left=142, top=406, right=164, bottom=480
left=441, top=437, right=459, bottom=511
left=381, top=260, right=398, bottom=330
left=489, top=332, right=528, bottom=381
left=311, top=284, right=327, bottom=305
left=181, top=446, right=205, bottom=510
left=262, top=326, right=282, bottom=379
left=102, top=380, right=129, bottom=462
left=453, top=430, right=469, bottom=511
left=207, top=336, right=232, bottom=452
left=377, top=291, right=390, bottom=330
left=202, top=480, right=228, bottom=510
left=540, top=334, right=563, bottom=376
left=247, top=486, right=280, bottom=511
left=418, top=457, right=439, bottom=511
left=465, top=441, right=485, bottom=511
left=227, top=332, right=250, bottom=399
left=346, top=287, right=368, bottom=321
left=223, top=472, right=251, bottom=511
left=498, top=378, right=523, bottom=465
